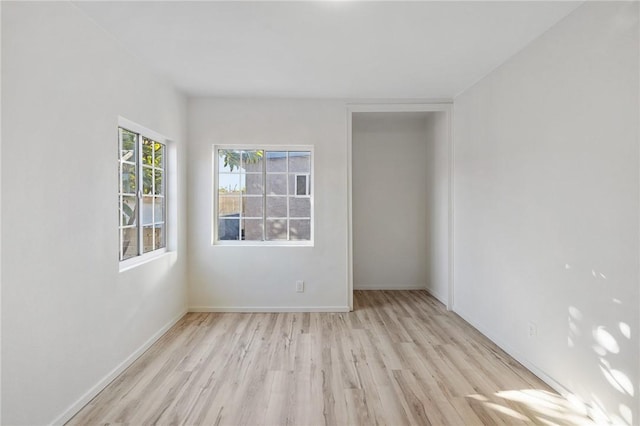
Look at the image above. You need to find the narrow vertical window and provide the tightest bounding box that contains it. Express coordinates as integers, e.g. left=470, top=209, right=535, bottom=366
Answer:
left=119, top=123, right=167, bottom=264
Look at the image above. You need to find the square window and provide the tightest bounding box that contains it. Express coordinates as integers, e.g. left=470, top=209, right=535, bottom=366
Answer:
left=214, top=147, right=313, bottom=244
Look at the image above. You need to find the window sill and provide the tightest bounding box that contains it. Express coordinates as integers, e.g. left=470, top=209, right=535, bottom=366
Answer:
left=119, top=248, right=171, bottom=272
left=213, top=241, right=314, bottom=247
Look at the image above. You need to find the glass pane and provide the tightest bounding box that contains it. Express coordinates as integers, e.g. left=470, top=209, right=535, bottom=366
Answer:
left=155, top=142, right=165, bottom=168
left=245, top=174, right=263, bottom=195
left=219, top=218, right=240, bottom=240
left=243, top=196, right=262, bottom=218
left=266, top=219, right=287, bottom=240
left=288, top=151, right=311, bottom=173
left=266, top=196, right=287, bottom=218
left=266, top=174, right=287, bottom=195
left=142, top=196, right=153, bottom=225
left=121, top=195, right=137, bottom=226
left=290, top=219, right=311, bottom=241
left=266, top=151, right=287, bottom=172
left=143, top=225, right=154, bottom=253
left=154, top=197, right=165, bottom=223
left=219, top=196, right=241, bottom=217
left=142, top=138, right=154, bottom=165
left=121, top=227, right=139, bottom=260
left=120, top=128, right=137, bottom=162
left=219, top=174, right=241, bottom=195
left=218, top=149, right=242, bottom=173
left=154, top=224, right=166, bottom=250
left=239, top=174, right=248, bottom=194
left=242, top=219, right=263, bottom=241
left=288, top=174, right=310, bottom=196
left=142, top=166, right=153, bottom=194
left=154, top=169, right=164, bottom=195
left=121, top=163, right=136, bottom=194
left=289, top=197, right=310, bottom=218
left=296, top=175, right=308, bottom=196
left=241, top=150, right=264, bottom=173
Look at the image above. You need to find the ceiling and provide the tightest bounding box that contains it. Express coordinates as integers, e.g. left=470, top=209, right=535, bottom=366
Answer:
left=74, top=1, right=581, bottom=99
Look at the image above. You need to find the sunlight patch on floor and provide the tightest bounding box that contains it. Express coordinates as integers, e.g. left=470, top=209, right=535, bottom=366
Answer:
left=467, top=389, right=595, bottom=425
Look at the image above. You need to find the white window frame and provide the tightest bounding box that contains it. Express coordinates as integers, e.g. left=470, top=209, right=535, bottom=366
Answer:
left=119, top=117, right=169, bottom=271
left=212, top=145, right=314, bottom=246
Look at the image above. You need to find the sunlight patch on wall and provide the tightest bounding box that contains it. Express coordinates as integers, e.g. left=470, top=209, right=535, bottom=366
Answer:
left=598, top=360, right=634, bottom=396
left=593, top=327, right=620, bottom=354
left=618, top=322, right=631, bottom=339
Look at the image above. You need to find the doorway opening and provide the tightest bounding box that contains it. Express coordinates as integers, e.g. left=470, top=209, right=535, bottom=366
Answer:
left=347, top=104, right=453, bottom=311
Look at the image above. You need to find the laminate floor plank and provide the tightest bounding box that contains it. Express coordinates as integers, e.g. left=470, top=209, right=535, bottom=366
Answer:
left=67, top=291, right=593, bottom=425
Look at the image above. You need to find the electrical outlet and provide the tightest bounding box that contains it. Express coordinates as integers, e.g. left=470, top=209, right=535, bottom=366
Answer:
left=528, top=322, right=537, bottom=337
left=296, top=280, right=304, bottom=293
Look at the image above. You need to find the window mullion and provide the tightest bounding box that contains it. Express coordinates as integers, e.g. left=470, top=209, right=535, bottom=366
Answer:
left=151, top=142, right=156, bottom=250
left=137, top=133, right=143, bottom=256
left=286, top=152, right=290, bottom=241
left=118, top=128, right=123, bottom=261
left=262, top=154, right=267, bottom=241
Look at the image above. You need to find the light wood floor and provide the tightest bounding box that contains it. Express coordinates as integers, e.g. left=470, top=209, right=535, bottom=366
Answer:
left=69, top=291, right=592, bottom=425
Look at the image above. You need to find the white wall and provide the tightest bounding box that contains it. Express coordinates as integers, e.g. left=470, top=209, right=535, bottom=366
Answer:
left=1, top=2, right=188, bottom=425
left=424, top=112, right=449, bottom=303
left=187, top=99, right=348, bottom=311
left=352, top=112, right=429, bottom=290
left=454, top=2, right=639, bottom=424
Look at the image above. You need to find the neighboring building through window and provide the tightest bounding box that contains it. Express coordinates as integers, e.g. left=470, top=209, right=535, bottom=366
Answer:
left=295, top=174, right=310, bottom=196
left=214, top=147, right=313, bottom=244
left=118, top=121, right=167, bottom=263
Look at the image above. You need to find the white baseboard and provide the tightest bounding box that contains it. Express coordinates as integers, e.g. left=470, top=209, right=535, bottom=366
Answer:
left=51, top=309, right=188, bottom=425
left=453, top=307, right=584, bottom=411
left=189, top=306, right=350, bottom=313
left=354, top=284, right=426, bottom=290
left=424, top=286, right=448, bottom=305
